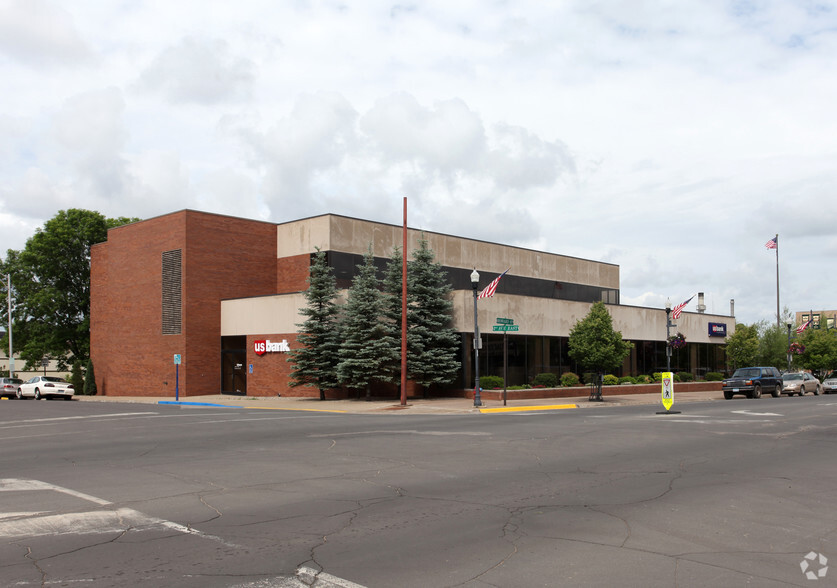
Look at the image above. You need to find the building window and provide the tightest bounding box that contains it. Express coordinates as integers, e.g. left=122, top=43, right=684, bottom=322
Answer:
left=162, top=249, right=182, bottom=335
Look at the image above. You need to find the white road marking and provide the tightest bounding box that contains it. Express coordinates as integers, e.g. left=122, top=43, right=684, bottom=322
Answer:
left=0, top=412, right=157, bottom=426
left=297, top=566, right=367, bottom=588
left=0, top=478, right=239, bottom=547
left=308, top=430, right=491, bottom=437
left=731, top=410, right=783, bottom=416
left=0, top=512, right=49, bottom=520
left=1, top=478, right=111, bottom=504
left=230, top=567, right=368, bottom=588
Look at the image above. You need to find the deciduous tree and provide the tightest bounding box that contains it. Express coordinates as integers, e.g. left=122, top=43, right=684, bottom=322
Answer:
left=568, top=301, right=633, bottom=377
left=1, top=209, right=137, bottom=370
left=798, top=328, right=837, bottom=379
left=724, top=323, right=759, bottom=370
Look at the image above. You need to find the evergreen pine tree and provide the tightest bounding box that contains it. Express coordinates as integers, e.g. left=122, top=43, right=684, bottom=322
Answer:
left=83, top=358, right=97, bottom=396
left=288, top=248, right=341, bottom=400
left=407, top=238, right=460, bottom=394
left=337, top=247, right=399, bottom=400
left=382, top=246, right=405, bottom=386
left=69, top=361, right=84, bottom=393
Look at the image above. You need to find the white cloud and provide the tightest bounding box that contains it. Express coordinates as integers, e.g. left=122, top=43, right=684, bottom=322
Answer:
left=139, top=36, right=255, bottom=104
left=0, top=0, right=91, bottom=66
left=2, top=1, right=837, bottom=325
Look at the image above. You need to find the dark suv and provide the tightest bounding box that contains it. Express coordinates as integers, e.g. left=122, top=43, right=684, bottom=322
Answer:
left=722, top=367, right=782, bottom=399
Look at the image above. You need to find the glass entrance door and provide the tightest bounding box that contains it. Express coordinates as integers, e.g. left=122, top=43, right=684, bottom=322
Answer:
left=221, top=336, right=247, bottom=395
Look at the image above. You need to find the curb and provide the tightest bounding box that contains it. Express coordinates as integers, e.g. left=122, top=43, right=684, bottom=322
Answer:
left=157, top=400, right=348, bottom=413
left=479, top=404, right=578, bottom=414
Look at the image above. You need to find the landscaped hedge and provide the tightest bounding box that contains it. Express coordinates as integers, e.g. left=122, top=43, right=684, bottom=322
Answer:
left=705, top=372, right=724, bottom=381
left=560, top=372, right=581, bottom=387
left=531, top=372, right=558, bottom=388
left=479, top=375, right=504, bottom=389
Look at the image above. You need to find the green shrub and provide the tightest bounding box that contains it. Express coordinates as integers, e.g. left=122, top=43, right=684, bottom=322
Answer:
left=677, top=371, right=694, bottom=382
left=582, top=372, right=598, bottom=385
left=634, top=374, right=652, bottom=384
left=603, top=374, right=618, bottom=386
left=479, top=375, right=504, bottom=389
left=705, top=372, right=724, bottom=381
left=69, top=362, right=84, bottom=393
left=508, top=385, right=527, bottom=390
left=560, top=372, right=580, bottom=387
left=618, top=376, right=635, bottom=385
left=652, top=372, right=663, bottom=382
left=531, top=372, right=558, bottom=388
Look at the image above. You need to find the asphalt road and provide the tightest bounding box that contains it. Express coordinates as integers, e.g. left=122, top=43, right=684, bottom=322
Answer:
left=1, top=395, right=835, bottom=587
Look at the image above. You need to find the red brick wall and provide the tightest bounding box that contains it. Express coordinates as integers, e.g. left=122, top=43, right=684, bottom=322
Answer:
left=90, top=210, right=278, bottom=397
left=245, top=333, right=304, bottom=397
left=244, top=333, right=404, bottom=399
left=276, top=254, right=311, bottom=293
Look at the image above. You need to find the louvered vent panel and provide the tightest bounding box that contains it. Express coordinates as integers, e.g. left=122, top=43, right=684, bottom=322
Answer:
left=161, top=249, right=182, bottom=335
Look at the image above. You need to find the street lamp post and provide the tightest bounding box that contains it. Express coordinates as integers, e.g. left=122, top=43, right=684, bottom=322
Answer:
left=786, top=323, right=792, bottom=372
left=471, top=269, right=482, bottom=407
left=665, top=299, right=674, bottom=373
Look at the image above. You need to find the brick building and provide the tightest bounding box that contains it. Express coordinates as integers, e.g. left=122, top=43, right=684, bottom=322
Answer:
left=90, top=209, right=733, bottom=398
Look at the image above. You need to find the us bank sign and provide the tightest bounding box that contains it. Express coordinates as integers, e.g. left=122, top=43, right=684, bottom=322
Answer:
left=708, top=323, right=727, bottom=337
left=254, top=339, right=290, bottom=355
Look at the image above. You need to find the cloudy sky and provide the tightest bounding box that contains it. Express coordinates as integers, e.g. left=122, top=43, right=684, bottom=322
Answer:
left=1, top=1, right=835, bottom=326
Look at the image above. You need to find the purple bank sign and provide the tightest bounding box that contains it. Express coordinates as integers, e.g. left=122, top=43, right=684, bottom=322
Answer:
left=708, top=322, right=727, bottom=337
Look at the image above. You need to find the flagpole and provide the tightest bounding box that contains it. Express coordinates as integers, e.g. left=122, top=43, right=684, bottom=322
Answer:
left=775, top=233, right=780, bottom=329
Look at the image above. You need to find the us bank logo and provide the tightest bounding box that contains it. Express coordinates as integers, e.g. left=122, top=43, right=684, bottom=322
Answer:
left=800, top=551, right=828, bottom=580
left=254, top=339, right=290, bottom=355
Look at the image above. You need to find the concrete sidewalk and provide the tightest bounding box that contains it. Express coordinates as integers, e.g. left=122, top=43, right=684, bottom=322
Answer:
left=74, top=389, right=724, bottom=414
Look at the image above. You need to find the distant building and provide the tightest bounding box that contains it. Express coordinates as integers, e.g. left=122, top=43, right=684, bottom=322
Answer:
left=794, top=310, right=837, bottom=331
left=90, top=210, right=734, bottom=398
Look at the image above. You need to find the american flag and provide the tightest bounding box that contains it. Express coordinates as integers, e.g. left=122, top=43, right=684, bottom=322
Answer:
left=477, top=269, right=509, bottom=299
left=671, top=294, right=695, bottom=320
left=796, top=320, right=812, bottom=334
left=765, top=236, right=778, bottom=249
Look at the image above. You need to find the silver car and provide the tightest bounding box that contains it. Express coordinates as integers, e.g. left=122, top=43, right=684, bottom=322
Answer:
left=1, top=377, right=24, bottom=399
left=17, top=376, right=75, bottom=400
left=822, top=373, right=837, bottom=394
left=781, top=372, right=821, bottom=396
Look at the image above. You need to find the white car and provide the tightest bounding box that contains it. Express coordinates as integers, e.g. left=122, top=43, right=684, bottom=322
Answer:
left=17, top=376, right=75, bottom=400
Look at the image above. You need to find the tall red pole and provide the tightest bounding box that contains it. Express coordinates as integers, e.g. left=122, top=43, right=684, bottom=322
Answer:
left=401, top=197, right=408, bottom=405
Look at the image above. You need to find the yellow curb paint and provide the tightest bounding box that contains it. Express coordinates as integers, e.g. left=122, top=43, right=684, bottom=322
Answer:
left=479, top=404, right=578, bottom=413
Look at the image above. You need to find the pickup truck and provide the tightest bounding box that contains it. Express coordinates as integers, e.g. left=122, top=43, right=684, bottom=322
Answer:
left=722, top=366, right=783, bottom=399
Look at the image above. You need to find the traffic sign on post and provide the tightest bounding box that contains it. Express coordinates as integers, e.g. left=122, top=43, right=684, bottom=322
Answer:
left=656, top=371, right=680, bottom=414
left=661, top=372, right=673, bottom=410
